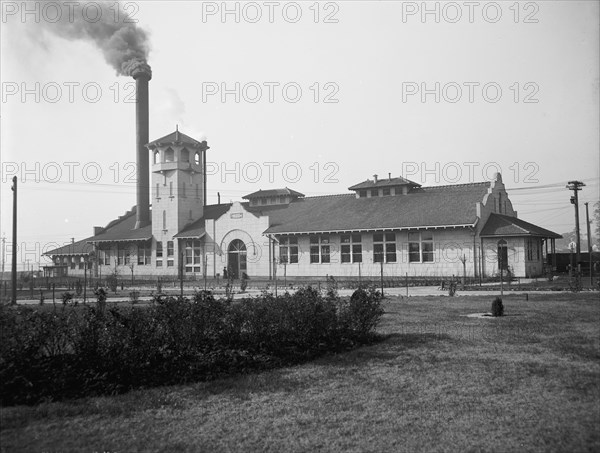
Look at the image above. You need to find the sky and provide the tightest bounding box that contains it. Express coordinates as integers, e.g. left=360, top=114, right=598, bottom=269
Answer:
left=1, top=0, right=599, bottom=271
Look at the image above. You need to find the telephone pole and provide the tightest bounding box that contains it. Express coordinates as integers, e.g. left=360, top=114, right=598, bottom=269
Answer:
left=566, top=180, right=585, bottom=269
left=11, top=176, right=17, bottom=305
left=584, top=202, right=592, bottom=286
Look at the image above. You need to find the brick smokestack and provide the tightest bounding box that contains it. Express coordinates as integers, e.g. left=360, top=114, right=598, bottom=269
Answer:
left=131, top=63, right=152, bottom=229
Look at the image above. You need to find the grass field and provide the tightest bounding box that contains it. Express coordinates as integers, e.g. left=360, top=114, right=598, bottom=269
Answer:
left=1, top=293, right=599, bottom=452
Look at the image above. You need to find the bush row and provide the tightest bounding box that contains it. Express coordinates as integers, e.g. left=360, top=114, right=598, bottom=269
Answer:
left=0, top=286, right=383, bottom=406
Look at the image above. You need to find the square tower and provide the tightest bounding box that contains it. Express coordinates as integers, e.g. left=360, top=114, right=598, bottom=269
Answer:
left=147, top=128, right=209, bottom=241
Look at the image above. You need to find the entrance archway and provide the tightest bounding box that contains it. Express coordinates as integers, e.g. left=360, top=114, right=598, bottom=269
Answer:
left=228, top=239, right=247, bottom=279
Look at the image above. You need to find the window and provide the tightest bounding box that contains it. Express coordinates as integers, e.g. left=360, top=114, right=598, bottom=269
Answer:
left=260, top=198, right=267, bottom=205
left=153, top=151, right=159, bottom=164
left=408, top=231, right=434, bottom=263
left=165, top=148, right=174, bottom=162
left=70, top=257, right=76, bottom=269
left=156, top=241, right=162, bottom=267
left=374, top=232, right=397, bottom=263
left=137, top=243, right=151, bottom=265
left=185, top=239, right=202, bottom=273
left=79, top=257, right=85, bottom=270
left=162, top=210, right=167, bottom=230
left=359, top=190, right=367, bottom=198
left=100, top=248, right=111, bottom=266
left=341, top=234, right=362, bottom=263
left=194, top=152, right=201, bottom=165
left=167, top=241, right=174, bottom=267
left=371, top=189, right=379, bottom=197
left=383, top=188, right=390, bottom=196
left=181, top=148, right=189, bottom=162
left=156, top=183, right=160, bottom=199
left=279, top=236, right=299, bottom=264
left=117, top=244, right=130, bottom=265
left=310, top=236, right=330, bottom=263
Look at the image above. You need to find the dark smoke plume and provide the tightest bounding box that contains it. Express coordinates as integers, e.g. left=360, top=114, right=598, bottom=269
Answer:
left=41, top=2, right=150, bottom=76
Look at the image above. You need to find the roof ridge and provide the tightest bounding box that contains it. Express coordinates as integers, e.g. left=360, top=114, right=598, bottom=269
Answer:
left=303, top=193, right=355, bottom=200
left=421, top=182, right=490, bottom=190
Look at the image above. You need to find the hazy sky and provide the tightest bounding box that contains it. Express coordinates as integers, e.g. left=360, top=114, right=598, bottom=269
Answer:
left=1, top=1, right=598, bottom=270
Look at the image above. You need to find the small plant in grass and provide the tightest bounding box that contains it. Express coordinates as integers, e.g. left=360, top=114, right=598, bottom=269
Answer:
left=569, top=270, right=582, bottom=293
left=240, top=272, right=249, bottom=293
left=448, top=280, right=457, bottom=297
left=95, top=287, right=107, bottom=312
left=491, top=297, right=504, bottom=317
left=61, top=292, right=73, bottom=305
left=129, top=290, right=140, bottom=304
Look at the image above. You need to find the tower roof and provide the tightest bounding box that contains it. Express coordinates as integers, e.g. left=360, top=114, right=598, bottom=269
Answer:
left=146, top=128, right=208, bottom=149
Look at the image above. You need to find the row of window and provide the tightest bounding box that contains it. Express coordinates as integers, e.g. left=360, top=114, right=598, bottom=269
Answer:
left=358, top=187, right=403, bottom=198
left=98, top=242, right=170, bottom=267
left=249, top=196, right=288, bottom=206
left=279, top=232, right=434, bottom=264
left=153, top=148, right=202, bottom=165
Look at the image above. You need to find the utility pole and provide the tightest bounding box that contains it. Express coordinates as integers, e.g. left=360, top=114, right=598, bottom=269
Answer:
left=585, top=202, right=592, bottom=286
left=566, top=180, right=585, bottom=269
left=1, top=234, right=5, bottom=283
left=11, top=176, right=17, bottom=305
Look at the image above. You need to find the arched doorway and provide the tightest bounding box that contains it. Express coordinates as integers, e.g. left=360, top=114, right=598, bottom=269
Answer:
left=228, top=239, right=247, bottom=279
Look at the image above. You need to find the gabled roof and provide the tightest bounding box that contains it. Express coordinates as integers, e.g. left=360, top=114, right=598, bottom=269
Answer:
left=348, top=176, right=421, bottom=191
left=242, top=187, right=305, bottom=199
left=88, top=206, right=152, bottom=243
left=146, top=129, right=208, bottom=149
left=44, top=238, right=95, bottom=257
left=264, top=183, right=491, bottom=234
left=480, top=213, right=562, bottom=239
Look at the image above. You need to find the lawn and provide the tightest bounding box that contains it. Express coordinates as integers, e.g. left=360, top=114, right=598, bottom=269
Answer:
left=1, top=293, right=599, bottom=452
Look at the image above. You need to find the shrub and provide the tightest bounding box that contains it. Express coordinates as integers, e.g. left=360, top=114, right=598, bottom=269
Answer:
left=129, top=291, right=140, bottom=304
left=61, top=292, right=73, bottom=305
left=491, top=297, right=504, bottom=317
left=339, top=287, right=384, bottom=340
left=569, top=270, right=582, bottom=293
left=0, top=286, right=385, bottom=406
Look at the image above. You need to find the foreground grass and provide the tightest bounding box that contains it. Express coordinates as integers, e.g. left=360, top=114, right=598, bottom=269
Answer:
left=1, top=293, right=599, bottom=452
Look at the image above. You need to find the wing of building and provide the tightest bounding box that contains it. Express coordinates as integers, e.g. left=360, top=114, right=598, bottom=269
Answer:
left=44, top=130, right=561, bottom=280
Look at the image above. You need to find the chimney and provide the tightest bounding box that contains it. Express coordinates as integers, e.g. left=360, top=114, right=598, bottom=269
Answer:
left=388, top=172, right=392, bottom=181
left=132, top=64, right=152, bottom=229
left=373, top=174, right=378, bottom=184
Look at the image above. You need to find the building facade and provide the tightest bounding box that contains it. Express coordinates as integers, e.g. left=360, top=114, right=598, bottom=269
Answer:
left=45, top=130, right=561, bottom=280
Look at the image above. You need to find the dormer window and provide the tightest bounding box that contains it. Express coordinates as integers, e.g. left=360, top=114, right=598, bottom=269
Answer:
left=165, top=148, right=175, bottom=162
